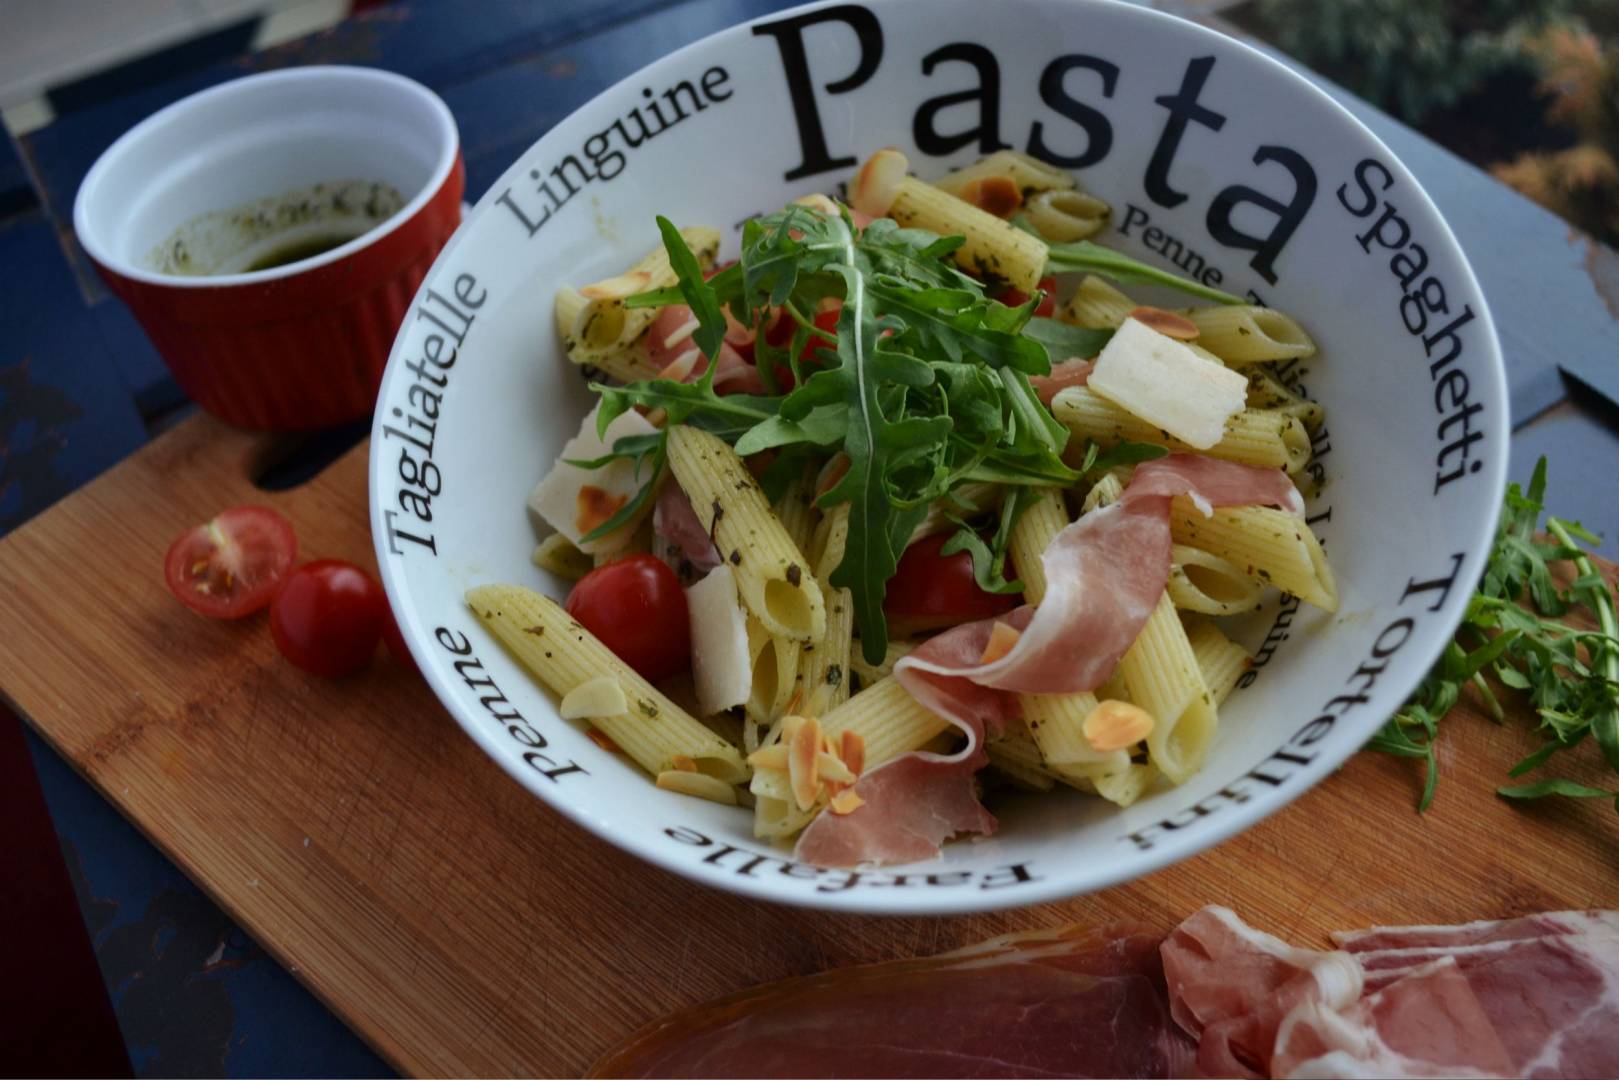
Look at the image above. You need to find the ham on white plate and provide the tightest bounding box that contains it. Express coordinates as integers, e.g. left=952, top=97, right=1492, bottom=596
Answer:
left=593, top=907, right=1619, bottom=1079
left=796, top=455, right=1304, bottom=869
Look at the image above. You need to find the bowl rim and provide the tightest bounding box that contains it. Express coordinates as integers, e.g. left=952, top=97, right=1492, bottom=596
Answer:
left=370, top=0, right=1508, bottom=915
left=73, top=64, right=460, bottom=289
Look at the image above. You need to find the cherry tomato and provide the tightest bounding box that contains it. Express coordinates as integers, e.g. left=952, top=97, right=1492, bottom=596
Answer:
left=996, top=276, right=1058, bottom=318
left=163, top=506, right=297, bottom=619
left=883, top=532, right=1017, bottom=637
left=269, top=559, right=387, bottom=678
left=565, top=554, right=690, bottom=682
left=381, top=606, right=419, bottom=674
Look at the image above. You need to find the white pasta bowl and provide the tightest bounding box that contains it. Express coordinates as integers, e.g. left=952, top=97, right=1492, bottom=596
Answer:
left=370, top=0, right=1506, bottom=913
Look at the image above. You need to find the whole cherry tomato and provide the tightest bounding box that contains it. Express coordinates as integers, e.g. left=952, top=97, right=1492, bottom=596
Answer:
left=565, top=554, right=691, bottom=682
left=269, top=559, right=387, bottom=678
left=883, top=532, right=1018, bottom=637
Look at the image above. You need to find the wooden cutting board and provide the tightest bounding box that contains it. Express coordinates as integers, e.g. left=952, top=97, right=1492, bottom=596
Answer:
left=2, top=414, right=1615, bottom=1076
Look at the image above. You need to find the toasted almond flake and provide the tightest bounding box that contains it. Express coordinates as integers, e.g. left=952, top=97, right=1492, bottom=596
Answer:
left=961, top=176, right=1022, bottom=218
left=784, top=687, right=804, bottom=719
left=829, top=790, right=865, bottom=815
left=670, top=754, right=699, bottom=773
left=840, top=730, right=866, bottom=777
left=1083, top=699, right=1156, bottom=751
left=1127, top=306, right=1200, bottom=341
left=816, top=751, right=856, bottom=785
left=579, top=269, right=653, bottom=300
left=559, top=676, right=628, bottom=720
left=656, top=769, right=739, bottom=805
left=587, top=729, right=621, bottom=753
left=786, top=714, right=823, bottom=811
left=662, top=315, right=701, bottom=350
left=979, top=621, right=1022, bottom=665
left=792, top=193, right=841, bottom=216
left=851, top=148, right=908, bottom=217
left=746, top=744, right=790, bottom=771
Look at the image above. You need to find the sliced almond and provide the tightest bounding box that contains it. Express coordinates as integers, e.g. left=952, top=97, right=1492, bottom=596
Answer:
left=840, top=730, right=866, bottom=777
left=785, top=714, right=823, bottom=811
left=655, top=348, right=703, bottom=383
left=656, top=769, right=739, bottom=805
left=1083, top=699, right=1155, bottom=752
left=559, top=676, right=628, bottom=720
left=978, top=621, right=1022, bottom=665
left=829, top=789, right=866, bottom=815
left=746, top=744, right=790, bottom=772
left=816, top=751, right=856, bottom=786
left=851, top=148, right=909, bottom=218
left=587, top=728, right=621, bottom=753
left=579, top=269, right=653, bottom=300
left=960, top=176, right=1022, bottom=218
left=1127, top=306, right=1200, bottom=341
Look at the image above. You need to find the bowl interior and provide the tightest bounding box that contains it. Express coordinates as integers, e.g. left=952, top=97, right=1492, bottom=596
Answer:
left=371, top=0, right=1506, bottom=913
left=77, top=67, right=455, bottom=279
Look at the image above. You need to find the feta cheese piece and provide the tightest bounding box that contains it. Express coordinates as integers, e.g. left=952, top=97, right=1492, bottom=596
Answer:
left=527, top=404, right=660, bottom=554
left=686, top=566, right=751, bottom=715
left=1088, top=317, right=1247, bottom=450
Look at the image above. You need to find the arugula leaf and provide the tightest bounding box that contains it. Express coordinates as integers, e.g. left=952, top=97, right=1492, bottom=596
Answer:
left=654, top=216, right=727, bottom=359
left=1087, top=440, right=1170, bottom=475
left=576, top=436, right=667, bottom=545
left=941, top=489, right=1031, bottom=595
left=564, top=432, right=664, bottom=471
left=1044, top=239, right=1243, bottom=305
left=1369, top=457, right=1619, bottom=816
left=1023, top=317, right=1113, bottom=360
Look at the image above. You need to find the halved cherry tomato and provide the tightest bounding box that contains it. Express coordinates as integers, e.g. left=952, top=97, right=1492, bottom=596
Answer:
left=996, top=275, right=1058, bottom=319
left=270, top=559, right=387, bottom=678
left=163, top=506, right=297, bottom=619
left=883, top=532, right=1017, bottom=637
left=565, top=554, right=690, bottom=682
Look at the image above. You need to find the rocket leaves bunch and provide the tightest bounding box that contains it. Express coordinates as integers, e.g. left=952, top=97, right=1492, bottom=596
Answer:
left=1369, top=457, right=1619, bottom=813
left=599, top=206, right=1089, bottom=663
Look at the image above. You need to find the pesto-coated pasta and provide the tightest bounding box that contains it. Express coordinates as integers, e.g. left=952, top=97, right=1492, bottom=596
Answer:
left=1186, top=619, right=1252, bottom=707
left=467, top=584, right=748, bottom=784
left=1051, top=386, right=1312, bottom=474
left=1118, top=592, right=1217, bottom=785
left=1185, top=304, right=1316, bottom=364
left=1169, top=544, right=1266, bottom=616
left=1023, top=188, right=1110, bottom=242
left=666, top=425, right=825, bottom=642
left=1169, top=498, right=1338, bottom=611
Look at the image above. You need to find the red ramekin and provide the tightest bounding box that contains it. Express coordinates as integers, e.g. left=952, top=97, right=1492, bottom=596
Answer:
left=74, top=66, right=464, bottom=430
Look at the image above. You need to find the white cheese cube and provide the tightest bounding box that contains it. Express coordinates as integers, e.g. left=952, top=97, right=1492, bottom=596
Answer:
left=527, top=405, right=659, bottom=554
left=1088, top=317, right=1248, bottom=450
left=686, top=566, right=751, bottom=715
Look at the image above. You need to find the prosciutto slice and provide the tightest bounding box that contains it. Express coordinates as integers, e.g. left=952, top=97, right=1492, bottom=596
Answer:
left=1163, top=906, right=1619, bottom=1078
left=653, top=482, right=722, bottom=579
left=590, top=922, right=1198, bottom=1079
left=799, top=457, right=1302, bottom=867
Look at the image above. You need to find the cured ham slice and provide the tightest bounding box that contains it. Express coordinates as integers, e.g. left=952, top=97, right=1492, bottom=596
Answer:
left=646, top=303, right=768, bottom=395
left=590, top=922, right=1198, bottom=1079
left=1030, top=357, right=1094, bottom=405
left=653, top=483, right=721, bottom=579
left=1163, top=906, right=1619, bottom=1079
left=802, top=455, right=1304, bottom=868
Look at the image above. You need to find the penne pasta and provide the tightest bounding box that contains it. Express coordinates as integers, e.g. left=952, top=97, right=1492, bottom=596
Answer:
left=745, top=615, right=801, bottom=724
left=887, top=177, right=1047, bottom=292
left=986, top=728, right=1058, bottom=791
left=467, top=584, right=748, bottom=784
left=1008, top=487, right=1066, bottom=605
left=1051, top=386, right=1313, bottom=474
left=772, top=469, right=818, bottom=558
left=1247, top=369, right=1325, bottom=431
left=666, top=426, right=825, bottom=642
left=559, top=226, right=721, bottom=382
left=1169, top=498, right=1338, bottom=611
left=1184, top=304, right=1316, bottom=364
left=933, top=150, right=1076, bottom=202
left=531, top=532, right=592, bottom=581
left=1169, top=544, right=1266, bottom=616
left=798, top=505, right=853, bottom=716
left=1118, top=592, right=1217, bottom=785
left=1022, top=188, right=1110, bottom=242
left=1060, top=275, right=1135, bottom=329
left=850, top=638, right=913, bottom=687
left=1185, top=619, right=1253, bottom=707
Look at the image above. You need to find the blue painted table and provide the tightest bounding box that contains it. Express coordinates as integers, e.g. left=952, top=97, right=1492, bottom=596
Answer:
left=2, top=1, right=1616, bottom=1074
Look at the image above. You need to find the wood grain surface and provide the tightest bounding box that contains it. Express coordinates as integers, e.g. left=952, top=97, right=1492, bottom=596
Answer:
left=1, top=414, right=1615, bottom=1077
